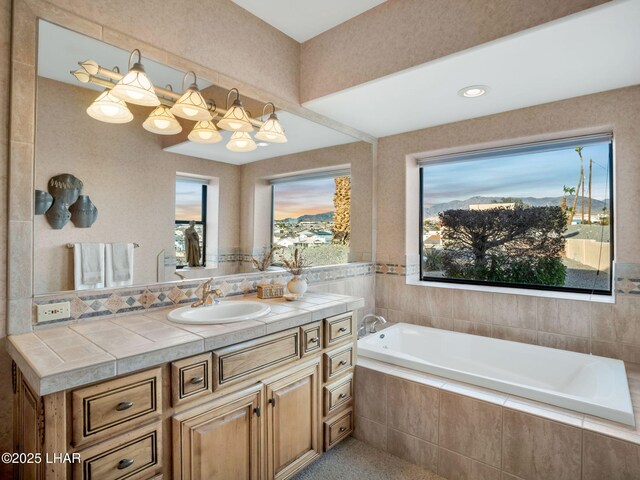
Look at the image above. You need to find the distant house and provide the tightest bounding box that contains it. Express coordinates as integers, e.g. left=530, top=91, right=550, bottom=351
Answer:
left=423, top=232, right=442, bottom=249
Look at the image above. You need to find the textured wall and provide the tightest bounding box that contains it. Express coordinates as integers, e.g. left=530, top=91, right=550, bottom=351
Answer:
left=0, top=0, right=12, bottom=471
left=376, top=86, right=640, bottom=360
left=300, top=0, right=609, bottom=102
left=45, top=0, right=300, bottom=103
left=239, top=141, right=374, bottom=262
left=35, top=77, right=241, bottom=293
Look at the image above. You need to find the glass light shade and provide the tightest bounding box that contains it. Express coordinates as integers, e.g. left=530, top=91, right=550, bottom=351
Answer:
left=143, top=106, right=182, bottom=135
left=170, top=84, right=212, bottom=121
left=217, top=100, right=253, bottom=132
left=86, top=90, right=133, bottom=123
left=111, top=63, right=160, bottom=106
left=188, top=121, right=222, bottom=144
left=226, top=131, right=257, bottom=152
left=255, top=113, right=287, bottom=143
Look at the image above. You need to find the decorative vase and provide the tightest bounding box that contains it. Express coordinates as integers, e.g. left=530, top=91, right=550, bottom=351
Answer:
left=69, top=195, right=98, bottom=228
left=47, top=173, right=83, bottom=205
left=287, top=275, right=308, bottom=297
left=45, top=200, right=71, bottom=229
left=34, top=190, right=53, bottom=215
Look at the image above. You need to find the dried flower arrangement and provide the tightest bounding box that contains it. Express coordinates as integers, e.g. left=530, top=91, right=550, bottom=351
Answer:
left=251, top=245, right=280, bottom=271
left=280, top=247, right=312, bottom=276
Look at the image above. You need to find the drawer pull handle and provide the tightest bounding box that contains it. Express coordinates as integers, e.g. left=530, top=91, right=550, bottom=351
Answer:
left=309, top=337, right=319, bottom=344
left=190, top=376, right=204, bottom=385
left=268, top=397, right=276, bottom=407
left=338, top=393, right=347, bottom=399
left=338, top=360, right=348, bottom=366
left=117, top=459, right=134, bottom=470
left=339, top=427, right=347, bottom=433
left=116, top=401, right=134, bottom=411
left=338, top=327, right=348, bottom=332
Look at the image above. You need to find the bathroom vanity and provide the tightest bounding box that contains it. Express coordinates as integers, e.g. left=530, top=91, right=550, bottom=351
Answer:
left=9, top=293, right=362, bottom=479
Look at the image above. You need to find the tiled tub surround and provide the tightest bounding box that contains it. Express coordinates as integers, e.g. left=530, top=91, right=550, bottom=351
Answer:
left=9, top=292, right=365, bottom=396
left=32, top=262, right=374, bottom=327
left=355, top=357, right=640, bottom=480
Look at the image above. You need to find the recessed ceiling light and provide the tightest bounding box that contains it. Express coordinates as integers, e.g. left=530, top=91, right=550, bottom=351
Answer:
left=256, top=142, right=270, bottom=147
left=458, top=85, right=489, bottom=98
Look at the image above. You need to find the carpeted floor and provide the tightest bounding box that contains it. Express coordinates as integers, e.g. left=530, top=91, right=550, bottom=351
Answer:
left=290, top=437, right=446, bottom=480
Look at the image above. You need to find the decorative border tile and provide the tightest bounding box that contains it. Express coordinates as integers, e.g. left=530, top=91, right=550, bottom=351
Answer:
left=33, top=262, right=374, bottom=326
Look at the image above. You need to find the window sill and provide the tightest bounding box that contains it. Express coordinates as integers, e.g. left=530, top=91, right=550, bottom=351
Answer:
left=405, top=275, right=615, bottom=303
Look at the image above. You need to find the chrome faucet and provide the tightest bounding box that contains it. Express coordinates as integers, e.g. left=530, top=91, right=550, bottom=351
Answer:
left=191, top=278, right=224, bottom=308
left=361, top=314, right=388, bottom=334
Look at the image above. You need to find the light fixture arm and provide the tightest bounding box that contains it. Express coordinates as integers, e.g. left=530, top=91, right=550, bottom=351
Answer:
left=182, top=71, right=198, bottom=91
left=128, top=49, right=142, bottom=69
left=261, top=102, right=276, bottom=120
left=226, top=88, right=241, bottom=109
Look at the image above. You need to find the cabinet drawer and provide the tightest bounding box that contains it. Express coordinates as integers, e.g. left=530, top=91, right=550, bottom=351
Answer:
left=72, top=368, right=162, bottom=447
left=74, top=423, right=162, bottom=480
left=324, top=408, right=353, bottom=451
left=324, top=312, right=353, bottom=347
left=300, top=321, right=322, bottom=357
left=323, top=344, right=354, bottom=382
left=214, top=328, right=300, bottom=389
left=172, top=353, right=213, bottom=407
left=324, top=374, right=353, bottom=416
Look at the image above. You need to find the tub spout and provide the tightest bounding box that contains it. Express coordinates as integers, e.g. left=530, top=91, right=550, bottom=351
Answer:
left=362, top=314, right=388, bottom=334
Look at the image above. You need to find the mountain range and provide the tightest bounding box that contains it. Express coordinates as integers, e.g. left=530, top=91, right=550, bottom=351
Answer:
left=279, top=212, right=334, bottom=223
left=423, top=196, right=610, bottom=217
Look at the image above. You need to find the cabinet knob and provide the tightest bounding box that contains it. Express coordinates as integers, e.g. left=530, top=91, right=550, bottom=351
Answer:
left=268, top=397, right=277, bottom=407
left=338, top=360, right=348, bottom=366
left=338, top=393, right=347, bottom=399
left=309, top=337, right=319, bottom=344
left=339, top=427, right=347, bottom=433
left=190, top=376, right=204, bottom=385
left=338, top=327, right=348, bottom=332
left=116, top=401, right=134, bottom=411
left=117, top=458, right=134, bottom=470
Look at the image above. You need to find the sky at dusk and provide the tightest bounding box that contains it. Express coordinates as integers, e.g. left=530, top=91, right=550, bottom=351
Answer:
left=422, top=143, right=611, bottom=207
left=175, top=179, right=204, bottom=221
left=273, top=177, right=335, bottom=220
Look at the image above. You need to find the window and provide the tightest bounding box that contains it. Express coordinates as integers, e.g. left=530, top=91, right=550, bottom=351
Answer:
left=175, top=177, right=207, bottom=268
left=419, top=134, right=613, bottom=295
left=272, top=171, right=351, bottom=266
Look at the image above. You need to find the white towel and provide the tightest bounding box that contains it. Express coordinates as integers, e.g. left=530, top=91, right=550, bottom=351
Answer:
left=106, top=243, right=134, bottom=288
left=74, top=243, right=105, bottom=290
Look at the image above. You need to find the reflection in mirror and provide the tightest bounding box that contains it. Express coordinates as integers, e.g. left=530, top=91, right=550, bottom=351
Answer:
left=33, top=20, right=370, bottom=296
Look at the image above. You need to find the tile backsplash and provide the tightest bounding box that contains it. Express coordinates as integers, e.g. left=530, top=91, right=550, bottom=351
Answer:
left=33, top=262, right=374, bottom=328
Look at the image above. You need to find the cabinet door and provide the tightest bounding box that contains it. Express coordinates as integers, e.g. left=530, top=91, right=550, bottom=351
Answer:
left=14, top=371, right=44, bottom=480
left=173, top=385, right=263, bottom=480
left=265, top=359, right=321, bottom=480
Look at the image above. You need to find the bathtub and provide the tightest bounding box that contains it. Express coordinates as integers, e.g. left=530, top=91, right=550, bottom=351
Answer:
left=358, top=323, right=635, bottom=426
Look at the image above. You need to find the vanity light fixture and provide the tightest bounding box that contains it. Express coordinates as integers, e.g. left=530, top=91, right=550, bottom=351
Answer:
left=226, top=131, right=257, bottom=152
left=458, top=85, right=488, bottom=98
left=170, top=71, right=212, bottom=121
left=255, top=102, right=287, bottom=143
left=189, top=121, right=223, bottom=144
left=111, top=49, right=160, bottom=106
left=142, top=85, right=183, bottom=134
left=217, top=88, right=253, bottom=132
left=86, top=89, right=134, bottom=123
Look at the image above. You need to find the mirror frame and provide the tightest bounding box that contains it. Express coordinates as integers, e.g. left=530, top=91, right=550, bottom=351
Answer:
left=8, top=0, right=377, bottom=334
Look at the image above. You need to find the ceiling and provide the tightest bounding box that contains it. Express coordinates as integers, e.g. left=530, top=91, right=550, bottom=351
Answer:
left=164, top=111, right=357, bottom=165
left=231, top=0, right=386, bottom=42
left=303, top=0, right=640, bottom=138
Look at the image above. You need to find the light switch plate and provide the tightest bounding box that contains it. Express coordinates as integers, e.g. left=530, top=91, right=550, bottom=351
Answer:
left=37, top=301, right=71, bottom=323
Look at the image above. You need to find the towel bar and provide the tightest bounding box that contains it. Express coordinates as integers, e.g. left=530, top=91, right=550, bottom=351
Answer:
left=66, top=243, right=140, bottom=248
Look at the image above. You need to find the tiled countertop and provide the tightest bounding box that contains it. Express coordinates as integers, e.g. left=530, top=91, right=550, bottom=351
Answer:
left=8, top=292, right=364, bottom=396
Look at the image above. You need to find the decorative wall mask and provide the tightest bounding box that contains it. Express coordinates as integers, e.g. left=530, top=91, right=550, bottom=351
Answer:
left=69, top=195, right=98, bottom=228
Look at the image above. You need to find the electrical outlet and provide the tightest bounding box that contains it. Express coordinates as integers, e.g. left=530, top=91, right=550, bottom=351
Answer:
left=37, top=301, right=71, bottom=323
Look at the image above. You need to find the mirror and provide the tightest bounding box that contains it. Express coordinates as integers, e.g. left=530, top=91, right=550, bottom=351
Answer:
left=33, top=20, right=373, bottom=296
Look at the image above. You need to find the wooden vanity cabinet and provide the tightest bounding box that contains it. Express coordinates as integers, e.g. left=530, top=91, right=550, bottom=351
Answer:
left=13, top=311, right=357, bottom=480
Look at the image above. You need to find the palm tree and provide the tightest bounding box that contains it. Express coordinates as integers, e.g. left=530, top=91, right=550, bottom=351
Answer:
left=561, top=185, right=575, bottom=214
left=568, top=147, right=585, bottom=225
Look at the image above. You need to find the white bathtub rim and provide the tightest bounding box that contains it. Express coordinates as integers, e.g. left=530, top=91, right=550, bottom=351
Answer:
left=358, top=324, right=635, bottom=427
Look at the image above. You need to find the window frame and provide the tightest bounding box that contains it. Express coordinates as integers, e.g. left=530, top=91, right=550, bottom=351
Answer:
left=418, top=137, right=614, bottom=296
left=175, top=183, right=208, bottom=269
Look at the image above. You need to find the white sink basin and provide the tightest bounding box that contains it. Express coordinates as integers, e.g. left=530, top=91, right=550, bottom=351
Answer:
left=167, top=301, right=271, bottom=324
